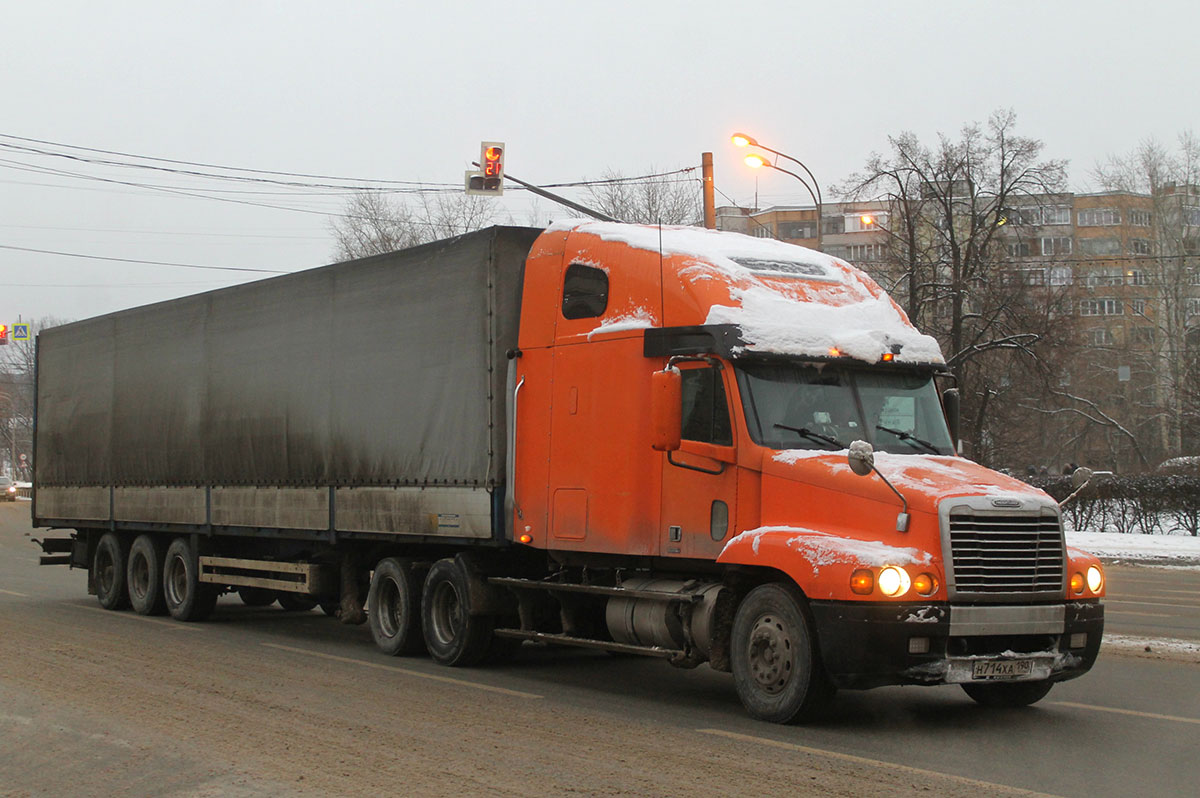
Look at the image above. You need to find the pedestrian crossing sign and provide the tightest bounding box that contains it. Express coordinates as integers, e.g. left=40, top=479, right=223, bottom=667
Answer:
left=13, top=324, right=29, bottom=341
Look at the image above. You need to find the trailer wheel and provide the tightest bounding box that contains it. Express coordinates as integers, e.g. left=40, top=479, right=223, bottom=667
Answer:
left=163, top=538, right=217, bottom=622
left=368, top=558, right=426, bottom=656
left=730, top=583, right=833, bottom=724
left=276, top=593, right=317, bottom=611
left=93, top=532, right=130, bottom=610
left=421, top=558, right=493, bottom=667
left=126, top=535, right=167, bottom=615
left=962, top=680, right=1053, bottom=708
left=237, top=587, right=277, bottom=607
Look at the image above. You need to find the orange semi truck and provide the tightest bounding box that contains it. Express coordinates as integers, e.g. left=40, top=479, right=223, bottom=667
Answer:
left=32, top=222, right=1104, bottom=722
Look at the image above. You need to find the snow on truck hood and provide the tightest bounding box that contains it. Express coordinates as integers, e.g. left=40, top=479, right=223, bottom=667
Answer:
left=551, top=220, right=944, bottom=365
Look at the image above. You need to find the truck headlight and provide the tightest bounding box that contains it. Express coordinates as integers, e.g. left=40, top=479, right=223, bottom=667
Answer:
left=1086, top=565, right=1103, bottom=594
left=878, top=566, right=911, bottom=597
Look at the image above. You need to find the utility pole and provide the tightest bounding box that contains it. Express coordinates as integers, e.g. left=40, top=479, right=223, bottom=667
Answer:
left=702, top=152, right=716, bottom=229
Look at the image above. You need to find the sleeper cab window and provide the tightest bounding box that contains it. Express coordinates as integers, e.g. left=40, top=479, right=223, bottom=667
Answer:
left=562, top=263, right=609, bottom=320
left=680, top=366, right=733, bottom=446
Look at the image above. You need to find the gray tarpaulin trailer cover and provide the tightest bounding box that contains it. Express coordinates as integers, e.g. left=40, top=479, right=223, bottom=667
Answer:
left=33, top=226, right=543, bottom=540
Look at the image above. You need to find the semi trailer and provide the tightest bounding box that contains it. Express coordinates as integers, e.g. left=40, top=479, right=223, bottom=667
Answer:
left=32, top=221, right=1105, bottom=722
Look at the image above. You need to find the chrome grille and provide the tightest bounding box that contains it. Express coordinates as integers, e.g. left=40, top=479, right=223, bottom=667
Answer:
left=947, top=511, right=1064, bottom=597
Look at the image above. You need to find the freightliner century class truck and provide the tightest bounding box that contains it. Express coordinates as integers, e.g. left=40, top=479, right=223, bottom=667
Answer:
left=32, top=221, right=1105, bottom=723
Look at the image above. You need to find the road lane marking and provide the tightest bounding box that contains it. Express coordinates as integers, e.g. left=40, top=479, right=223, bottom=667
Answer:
left=1053, top=702, right=1200, bottom=726
left=1106, top=599, right=1200, bottom=609
left=696, top=729, right=1060, bottom=797
left=1111, top=593, right=1200, bottom=604
left=261, top=643, right=543, bottom=699
left=81, top=606, right=204, bottom=631
left=1106, top=610, right=1173, bottom=617
left=0, top=589, right=29, bottom=597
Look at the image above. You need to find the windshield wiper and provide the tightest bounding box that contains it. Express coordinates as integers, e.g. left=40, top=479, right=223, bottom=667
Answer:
left=774, top=423, right=845, bottom=450
left=875, top=425, right=942, bottom=454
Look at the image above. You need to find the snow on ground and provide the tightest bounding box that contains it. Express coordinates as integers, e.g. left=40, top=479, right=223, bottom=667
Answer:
left=1066, top=529, right=1200, bottom=567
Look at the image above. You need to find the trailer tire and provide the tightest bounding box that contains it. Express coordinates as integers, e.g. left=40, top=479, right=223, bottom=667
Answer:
left=163, top=538, right=217, bottom=622
left=730, top=583, right=833, bottom=724
left=94, top=532, right=130, bottom=611
left=368, top=558, right=426, bottom=656
left=276, top=593, right=317, bottom=611
left=421, top=558, right=493, bottom=667
left=962, top=680, right=1053, bottom=708
left=127, top=535, right=167, bottom=615
left=238, top=587, right=277, bottom=607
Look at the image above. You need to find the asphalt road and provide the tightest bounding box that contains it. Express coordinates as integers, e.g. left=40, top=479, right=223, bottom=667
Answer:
left=2, top=501, right=1198, bottom=798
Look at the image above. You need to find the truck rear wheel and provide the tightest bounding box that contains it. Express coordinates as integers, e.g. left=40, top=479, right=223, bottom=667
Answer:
left=368, top=557, right=425, bottom=656
left=163, top=538, right=217, bottom=622
left=126, top=534, right=167, bottom=615
left=421, top=558, right=492, bottom=667
left=730, top=583, right=833, bottom=724
left=962, top=680, right=1053, bottom=708
left=94, top=532, right=130, bottom=610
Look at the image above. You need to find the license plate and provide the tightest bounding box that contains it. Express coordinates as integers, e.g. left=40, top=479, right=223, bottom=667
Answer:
left=972, top=659, right=1034, bottom=680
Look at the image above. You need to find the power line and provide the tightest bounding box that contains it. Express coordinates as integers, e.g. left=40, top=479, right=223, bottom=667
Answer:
left=0, top=244, right=290, bottom=274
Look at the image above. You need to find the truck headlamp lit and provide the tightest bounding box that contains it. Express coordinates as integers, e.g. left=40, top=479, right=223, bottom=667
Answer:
left=1086, top=565, right=1103, bottom=594
left=912, top=573, right=938, bottom=596
left=850, top=569, right=874, bottom=595
left=878, top=566, right=910, bottom=597
left=1070, top=572, right=1085, bottom=594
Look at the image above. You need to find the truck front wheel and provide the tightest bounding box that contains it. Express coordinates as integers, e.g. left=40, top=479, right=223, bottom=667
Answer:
left=730, top=583, right=833, bottom=723
left=127, top=534, right=167, bottom=615
left=163, top=538, right=217, bottom=622
left=962, top=680, right=1053, bottom=708
left=421, top=558, right=492, bottom=667
left=93, top=532, right=130, bottom=610
left=368, top=557, right=426, bottom=656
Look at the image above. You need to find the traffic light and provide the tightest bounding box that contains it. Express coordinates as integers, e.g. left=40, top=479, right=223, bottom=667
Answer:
left=465, top=140, right=505, bottom=196
left=0, top=324, right=7, bottom=346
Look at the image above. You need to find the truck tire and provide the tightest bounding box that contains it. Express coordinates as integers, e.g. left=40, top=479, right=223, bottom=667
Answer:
left=126, top=534, right=167, bottom=615
left=163, top=537, right=218, bottom=622
left=730, top=582, right=834, bottom=723
left=368, top=557, right=425, bottom=656
left=237, top=587, right=277, bottom=607
left=93, top=532, right=130, bottom=610
left=276, top=593, right=317, bottom=611
left=962, top=680, right=1053, bottom=708
left=421, top=558, right=493, bottom=667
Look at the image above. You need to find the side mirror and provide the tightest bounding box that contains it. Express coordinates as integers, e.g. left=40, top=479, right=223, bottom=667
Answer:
left=942, top=388, right=960, bottom=450
left=650, top=367, right=682, bottom=452
left=1071, top=466, right=1094, bottom=489
left=847, top=440, right=875, bottom=476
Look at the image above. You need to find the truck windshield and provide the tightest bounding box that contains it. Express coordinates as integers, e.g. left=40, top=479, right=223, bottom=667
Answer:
left=735, top=361, right=955, bottom=455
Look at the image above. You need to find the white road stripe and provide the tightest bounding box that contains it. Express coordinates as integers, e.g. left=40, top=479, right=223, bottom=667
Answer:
left=261, top=643, right=542, bottom=699
left=696, top=728, right=1061, bottom=797
left=1106, top=599, right=1200, bottom=609
left=1053, top=701, right=1200, bottom=726
left=0, top=588, right=29, bottom=597
left=81, top=605, right=204, bottom=631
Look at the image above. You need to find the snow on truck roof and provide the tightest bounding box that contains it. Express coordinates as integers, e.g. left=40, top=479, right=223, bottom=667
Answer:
left=550, top=220, right=945, bottom=365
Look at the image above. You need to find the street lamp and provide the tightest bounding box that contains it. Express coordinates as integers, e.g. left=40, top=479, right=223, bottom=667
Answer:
left=733, top=132, right=824, bottom=251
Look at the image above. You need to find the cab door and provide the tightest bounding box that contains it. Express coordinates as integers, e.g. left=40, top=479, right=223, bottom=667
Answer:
left=659, top=361, right=738, bottom=560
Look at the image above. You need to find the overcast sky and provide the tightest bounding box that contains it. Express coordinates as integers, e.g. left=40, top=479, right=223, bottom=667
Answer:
left=3, top=0, right=1196, bottom=327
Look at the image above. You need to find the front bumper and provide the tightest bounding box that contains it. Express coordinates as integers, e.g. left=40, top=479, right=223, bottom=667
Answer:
left=809, top=599, right=1104, bottom=690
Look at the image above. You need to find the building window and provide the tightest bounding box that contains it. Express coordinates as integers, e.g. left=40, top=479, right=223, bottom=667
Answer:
left=1080, top=298, right=1124, bottom=316
left=1184, top=206, right=1200, bottom=227
left=1087, top=328, right=1114, bottom=346
left=561, top=263, right=609, bottom=319
left=1133, top=327, right=1155, bottom=345
left=1049, top=266, right=1073, bottom=285
left=1077, top=208, right=1121, bottom=226
left=1129, top=299, right=1147, bottom=315
left=1007, top=241, right=1032, bottom=257
left=751, top=224, right=773, bottom=238
left=1189, top=270, right=1200, bottom=286
left=1023, top=269, right=1046, bottom=285
left=1042, top=206, right=1072, bottom=225
left=1127, top=269, right=1148, bottom=285
left=1083, top=268, right=1124, bottom=286
left=1129, top=209, right=1152, bottom=227
left=1079, top=237, right=1122, bottom=256
left=1041, top=236, right=1072, bottom=255
left=846, top=243, right=885, bottom=262
left=821, top=216, right=845, bottom=236
left=778, top=221, right=816, bottom=240
left=1188, top=298, right=1200, bottom=317
left=1130, top=239, right=1152, bottom=255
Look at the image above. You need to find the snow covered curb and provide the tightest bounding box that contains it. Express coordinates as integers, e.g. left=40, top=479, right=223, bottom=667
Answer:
left=1066, top=530, right=1200, bottom=567
left=1101, top=634, right=1200, bottom=663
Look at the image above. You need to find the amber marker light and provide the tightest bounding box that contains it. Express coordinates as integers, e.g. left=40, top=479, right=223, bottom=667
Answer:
left=881, top=352, right=895, bottom=362
left=850, top=569, right=874, bottom=595
left=828, top=347, right=841, bottom=357
left=1070, top=572, right=1085, bottom=594
left=913, top=573, right=938, bottom=596
left=518, top=534, right=533, bottom=544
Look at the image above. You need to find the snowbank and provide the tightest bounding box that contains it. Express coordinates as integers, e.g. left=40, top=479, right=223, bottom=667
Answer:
left=1066, top=529, right=1200, bottom=566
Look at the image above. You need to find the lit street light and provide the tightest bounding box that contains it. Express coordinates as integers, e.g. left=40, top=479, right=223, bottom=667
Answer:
left=733, top=133, right=824, bottom=251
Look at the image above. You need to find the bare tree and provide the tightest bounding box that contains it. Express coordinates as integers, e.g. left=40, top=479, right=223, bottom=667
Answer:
left=1094, top=132, right=1200, bottom=458
left=1, top=317, right=69, bottom=478
left=329, top=191, right=496, bottom=261
left=583, top=168, right=701, bottom=225
left=839, top=110, right=1071, bottom=463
